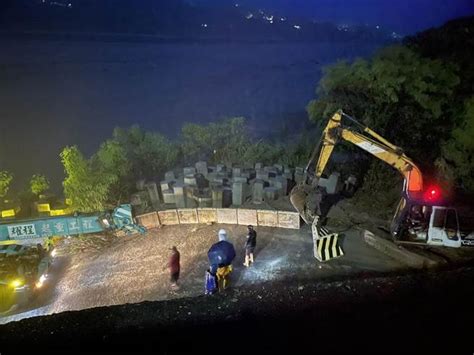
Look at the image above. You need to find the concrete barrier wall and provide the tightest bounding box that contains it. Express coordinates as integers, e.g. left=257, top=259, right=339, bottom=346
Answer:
left=197, top=208, right=218, bottom=224
left=257, top=210, right=278, bottom=227
left=217, top=209, right=238, bottom=224
left=158, top=210, right=180, bottom=225
left=277, top=211, right=301, bottom=229
left=138, top=208, right=300, bottom=230
left=135, top=212, right=161, bottom=229
left=237, top=209, right=258, bottom=226
left=177, top=209, right=198, bottom=224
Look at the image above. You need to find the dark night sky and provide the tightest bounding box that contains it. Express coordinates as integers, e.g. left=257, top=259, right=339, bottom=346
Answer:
left=197, top=0, right=474, bottom=34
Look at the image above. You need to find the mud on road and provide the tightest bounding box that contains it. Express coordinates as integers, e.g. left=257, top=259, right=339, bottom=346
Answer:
left=1, top=222, right=407, bottom=324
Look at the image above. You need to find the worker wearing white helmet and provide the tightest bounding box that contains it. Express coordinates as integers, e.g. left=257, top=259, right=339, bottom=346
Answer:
left=218, top=229, right=227, bottom=242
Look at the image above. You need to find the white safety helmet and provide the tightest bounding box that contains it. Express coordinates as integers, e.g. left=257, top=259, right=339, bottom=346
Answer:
left=218, top=229, right=227, bottom=241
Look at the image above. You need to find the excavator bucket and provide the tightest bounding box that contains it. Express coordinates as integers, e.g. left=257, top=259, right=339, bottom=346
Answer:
left=289, top=183, right=311, bottom=223
left=289, top=183, right=324, bottom=225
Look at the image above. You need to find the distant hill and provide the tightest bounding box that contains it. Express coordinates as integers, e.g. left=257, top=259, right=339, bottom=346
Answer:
left=0, top=0, right=397, bottom=43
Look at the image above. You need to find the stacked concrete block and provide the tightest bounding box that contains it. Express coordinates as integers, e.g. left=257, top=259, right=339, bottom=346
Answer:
left=273, top=164, right=283, bottom=174
left=264, top=166, right=278, bottom=178
left=232, top=167, right=242, bottom=177
left=212, top=186, right=224, bottom=208
left=160, top=180, right=171, bottom=192
left=145, top=182, right=160, bottom=204
left=216, top=164, right=225, bottom=173
left=183, top=167, right=196, bottom=176
left=248, top=169, right=257, bottom=180
left=195, top=174, right=210, bottom=189
left=184, top=174, right=197, bottom=186
left=186, top=196, right=199, bottom=208
left=212, top=177, right=225, bottom=185
left=283, top=171, right=293, bottom=181
left=252, top=180, right=264, bottom=204
left=136, top=179, right=146, bottom=191
left=255, top=162, right=262, bottom=170
left=294, top=167, right=305, bottom=184
left=130, top=193, right=142, bottom=206
left=256, top=169, right=269, bottom=181
left=318, top=172, right=341, bottom=194
left=264, top=187, right=279, bottom=201
left=165, top=171, right=175, bottom=181
left=232, top=176, right=248, bottom=183
left=232, top=182, right=245, bottom=206
left=173, top=183, right=187, bottom=208
left=162, top=190, right=175, bottom=204
left=240, top=171, right=251, bottom=179
left=195, top=161, right=208, bottom=177
left=273, top=177, right=288, bottom=196
left=268, top=170, right=278, bottom=178
left=222, top=187, right=233, bottom=208
left=197, top=197, right=212, bottom=208
left=207, top=172, right=217, bottom=181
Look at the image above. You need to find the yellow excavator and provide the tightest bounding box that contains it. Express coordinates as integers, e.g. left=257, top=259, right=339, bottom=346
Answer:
left=290, top=110, right=467, bottom=250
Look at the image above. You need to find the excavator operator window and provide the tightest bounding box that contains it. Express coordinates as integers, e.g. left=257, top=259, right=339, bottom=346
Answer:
left=445, top=209, right=459, bottom=240
left=432, top=209, right=446, bottom=228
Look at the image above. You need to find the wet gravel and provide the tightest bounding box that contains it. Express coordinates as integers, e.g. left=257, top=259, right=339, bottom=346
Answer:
left=1, top=266, right=473, bottom=353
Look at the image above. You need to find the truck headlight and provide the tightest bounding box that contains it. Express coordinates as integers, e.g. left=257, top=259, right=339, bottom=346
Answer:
left=10, top=279, right=23, bottom=288
left=35, top=274, right=47, bottom=289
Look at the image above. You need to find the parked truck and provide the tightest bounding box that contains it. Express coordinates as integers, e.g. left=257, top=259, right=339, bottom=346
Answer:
left=0, top=204, right=145, bottom=313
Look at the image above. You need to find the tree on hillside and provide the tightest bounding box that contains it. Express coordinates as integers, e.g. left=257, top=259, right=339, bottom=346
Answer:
left=182, top=117, right=297, bottom=166
left=436, top=97, right=474, bottom=192
left=112, top=126, right=179, bottom=181
left=94, top=140, right=132, bottom=204
left=307, top=46, right=459, bottom=162
left=30, top=174, right=50, bottom=196
left=61, top=146, right=118, bottom=213
left=181, top=117, right=247, bottom=164
left=0, top=171, right=13, bottom=199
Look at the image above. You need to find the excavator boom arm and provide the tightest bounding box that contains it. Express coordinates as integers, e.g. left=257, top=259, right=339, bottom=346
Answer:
left=339, top=129, right=423, bottom=195
left=312, top=110, right=423, bottom=195
left=291, top=110, right=424, bottom=224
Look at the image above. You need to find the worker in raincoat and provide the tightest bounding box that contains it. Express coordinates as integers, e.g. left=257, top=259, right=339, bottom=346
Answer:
left=208, top=229, right=235, bottom=291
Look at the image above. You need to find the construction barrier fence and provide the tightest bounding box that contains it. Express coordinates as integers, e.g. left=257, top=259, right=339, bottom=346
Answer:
left=136, top=208, right=300, bottom=230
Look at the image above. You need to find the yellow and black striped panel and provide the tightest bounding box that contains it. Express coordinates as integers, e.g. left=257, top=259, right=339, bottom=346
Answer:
left=314, top=234, right=344, bottom=262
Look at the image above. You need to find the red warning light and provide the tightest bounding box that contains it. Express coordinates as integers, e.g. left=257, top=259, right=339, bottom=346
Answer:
left=424, top=185, right=441, bottom=202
